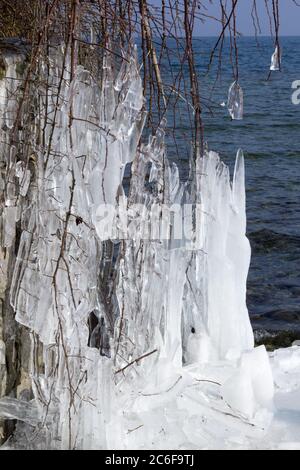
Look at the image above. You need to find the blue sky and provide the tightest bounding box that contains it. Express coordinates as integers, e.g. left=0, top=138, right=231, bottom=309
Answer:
left=151, top=0, right=300, bottom=36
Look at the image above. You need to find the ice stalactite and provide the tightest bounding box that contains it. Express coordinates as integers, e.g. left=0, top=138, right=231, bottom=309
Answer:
left=227, top=81, right=244, bottom=120
left=270, top=46, right=281, bottom=71
left=0, top=44, right=275, bottom=449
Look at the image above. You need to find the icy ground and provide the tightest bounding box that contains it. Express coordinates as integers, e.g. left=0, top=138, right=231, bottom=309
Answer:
left=265, top=347, right=300, bottom=450
left=100, top=346, right=300, bottom=451
left=1, top=345, right=300, bottom=450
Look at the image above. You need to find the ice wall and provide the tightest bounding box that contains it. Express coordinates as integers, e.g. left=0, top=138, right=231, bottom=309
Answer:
left=0, top=44, right=272, bottom=450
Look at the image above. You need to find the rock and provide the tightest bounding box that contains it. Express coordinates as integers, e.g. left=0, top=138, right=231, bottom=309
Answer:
left=255, top=329, right=300, bottom=351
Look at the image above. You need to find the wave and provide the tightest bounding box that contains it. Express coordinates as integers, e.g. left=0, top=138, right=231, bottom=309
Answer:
left=254, top=327, right=300, bottom=351
left=248, top=228, right=300, bottom=253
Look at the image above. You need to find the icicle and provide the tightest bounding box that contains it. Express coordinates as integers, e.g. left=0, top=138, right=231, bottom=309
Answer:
left=15, top=161, right=31, bottom=197
left=270, top=45, right=281, bottom=71
left=227, top=81, right=244, bottom=120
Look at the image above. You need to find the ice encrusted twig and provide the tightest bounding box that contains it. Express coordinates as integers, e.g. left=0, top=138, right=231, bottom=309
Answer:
left=115, top=349, right=158, bottom=375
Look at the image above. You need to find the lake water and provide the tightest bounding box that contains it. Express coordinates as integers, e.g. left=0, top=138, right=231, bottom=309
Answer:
left=162, top=37, right=300, bottom=337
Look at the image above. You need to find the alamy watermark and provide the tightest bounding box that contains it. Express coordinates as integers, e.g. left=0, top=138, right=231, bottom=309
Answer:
left=92, top=200, right=205, bottom=250
left=291, top=81, right=300, bottom=105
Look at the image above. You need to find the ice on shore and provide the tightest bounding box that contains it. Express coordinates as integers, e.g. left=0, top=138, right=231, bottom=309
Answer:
left=0, top=46, right=299, bottom=450
left=1, top=346, right=299, bottom=450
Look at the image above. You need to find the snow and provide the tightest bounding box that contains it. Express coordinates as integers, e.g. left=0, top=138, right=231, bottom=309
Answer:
left=0, top=46, right=299, bottom=450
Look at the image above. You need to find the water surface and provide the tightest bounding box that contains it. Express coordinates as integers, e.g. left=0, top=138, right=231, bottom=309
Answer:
left=164, top=37, right=300, bottom=336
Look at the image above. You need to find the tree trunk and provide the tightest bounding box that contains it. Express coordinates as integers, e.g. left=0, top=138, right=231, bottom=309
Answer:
left=0, top=39, right=32, bottom=444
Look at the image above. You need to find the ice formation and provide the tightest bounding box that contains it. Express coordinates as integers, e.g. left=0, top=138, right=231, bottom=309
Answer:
left=227, top=81, right=244, bottom=120
left=270, top=45, right=281, bottom=71
left=0, top=44, right=299, bottom=450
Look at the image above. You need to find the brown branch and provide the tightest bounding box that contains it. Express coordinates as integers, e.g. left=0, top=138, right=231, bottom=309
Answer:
left=115, top=349, right=158, bottom=375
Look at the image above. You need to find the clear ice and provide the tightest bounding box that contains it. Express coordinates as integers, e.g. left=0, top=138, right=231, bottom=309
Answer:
left=0, top=45, right=298, bottom=450
left=227, top=81, right=244, bottom=120
left=270, top=46, right=281, bottom=71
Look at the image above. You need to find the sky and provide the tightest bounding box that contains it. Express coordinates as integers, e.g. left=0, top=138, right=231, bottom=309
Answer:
left=151, top=0, right=300, bottom=36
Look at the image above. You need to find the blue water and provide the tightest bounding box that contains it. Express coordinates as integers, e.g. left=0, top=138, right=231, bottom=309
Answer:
left=162, top=37, right=300, bottom=334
